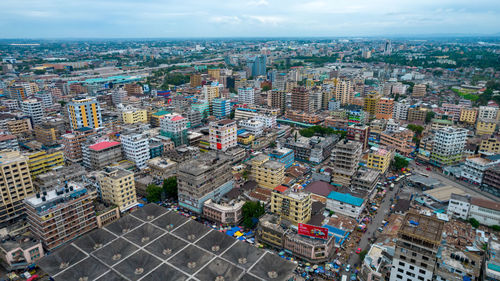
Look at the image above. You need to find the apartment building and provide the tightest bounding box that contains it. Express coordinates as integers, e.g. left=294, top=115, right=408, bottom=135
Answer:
left=326, top=191, right=365, bottom=219
left=363, top=93, right=380, bottom=117
left=251, top=154, right=286, bottom=190
left=478, top=106, right=499, bottom=120
left=146, top=157, right=178, bottom=183
left=282, top=136, right=337, bottom=164
left=412, top=84, right=427, bottom=97
left=26, top=149, right=64, bottom=178
left=21, top=99, right=44, bottom=125
left=209, top=119, right=237, bottom=151
left=393, top=101, right=410, bottom=121
left=375, top=98, right=394, bottom=120
left=121, top=131, right=150, bottom=170
left=96, top=167, right=137, bottom=212
left=0, top=235, right=44, bottom=271
left=177, top=152, right=234, bottom=213
left=239, top=118, right=264, bottom=136
left=83, top=141, right=122, bottom=170
left=461, top=155, right=500, bottom=185
left=211, top=98, right=231, bottom=119
left=347, top=124, right=370, bottom=149
left=380, top=128, right=416, bottom=156
left=284, top=110, right=322, bottom=124
left=67, top=97, right=102, bottom=130
left=0, top=134, right=19, bottom=151
left=202, top=199, right=244, bottom=225
left=389, top=213, right=444, bottom=281
left=331, top=139, right=362, bottom=187
left=160, top=113, right=189, bottom=147
left=476, top=119, right=497, bottom=136
left=25, top=183, right=97, bottom=250
left=237, top=87, right=255, bottom=105
left=291, top=87, right=310, bottom=112
left=0, top=150, right=35, bottom=225
left=407, top=106, right=428, bottom=123
left=6, top=118, right=32, bottom=138
left=430, top=127, right=467, bottom=167
left=122, top=108, right=148, bottom=124
left=61, top=127, right=96, bottom=163
left=367, top=147, right=393, bottom=174
left=271, top=186, right=311, bottom=225
left=482, top=165, right=500, bottom=197
left=269, top=147, right=294, bottom=169
left=270, top=90, right=286, bottom=114
left=460, top=108, right=478, bottom=124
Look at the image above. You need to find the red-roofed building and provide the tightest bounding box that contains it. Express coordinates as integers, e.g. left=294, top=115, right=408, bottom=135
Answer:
left=274, top=185, right=288, bottom=193
left=84, top=141, right=122, bottom=170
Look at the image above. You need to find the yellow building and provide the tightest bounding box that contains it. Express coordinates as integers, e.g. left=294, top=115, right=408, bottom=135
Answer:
left=367, top=147, right=393, bottom=174
left=67, top=97, right=102, bottom=130
left=97, top=166, right=137, bottom=212
left=476, top=119, right=497, bottom=136
left=122, top=108, right=148, bottom=124
left=27, top=150, right=64, bottom=177
left=207, top=68, right=220, bottom=81
left=237, top=132, right=255, bottom=145
left=0, top=150, right=35, bottom=224
left=251, top=154, right=285, bottom=190
left=271, top=185, right=312, bottom=225
left=459, top=108, right=478, bottom=124
left=479, top=136, right=500, bottom=154
left=363, top=93, right=381, bottom=116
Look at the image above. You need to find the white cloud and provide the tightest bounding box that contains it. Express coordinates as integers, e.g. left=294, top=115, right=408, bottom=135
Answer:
left=247, top=0, right=269, bottom=6
left=209, top=16, right=242, bottom=24
left=246, top=15, right=286, bottom=25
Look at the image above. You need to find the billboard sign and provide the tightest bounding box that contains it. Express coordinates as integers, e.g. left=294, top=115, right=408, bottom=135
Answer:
left=298, top=223, right=328, bottom=240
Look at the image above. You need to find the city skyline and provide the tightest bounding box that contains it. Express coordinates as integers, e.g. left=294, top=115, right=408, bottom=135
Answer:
left=1, top=0, right=500, bottom=38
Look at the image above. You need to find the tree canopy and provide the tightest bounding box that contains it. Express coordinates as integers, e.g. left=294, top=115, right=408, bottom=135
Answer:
left=391, top=155, right=409, bottom=171
left=299, top=125, right=347, bottom=138
left=146, top=184, right=163, bottom=203
left=242, top=201, right=265, bottom=229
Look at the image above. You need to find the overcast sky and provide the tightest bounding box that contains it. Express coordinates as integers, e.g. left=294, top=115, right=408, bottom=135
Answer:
left=1, top=0, right=499, bottom=38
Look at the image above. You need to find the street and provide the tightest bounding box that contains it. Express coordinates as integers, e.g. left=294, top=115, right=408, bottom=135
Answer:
left=340, top=179, right=402, bottom=276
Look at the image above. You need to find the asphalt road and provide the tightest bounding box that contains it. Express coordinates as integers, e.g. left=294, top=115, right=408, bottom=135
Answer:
left=340, top=180, right=401, bottom=275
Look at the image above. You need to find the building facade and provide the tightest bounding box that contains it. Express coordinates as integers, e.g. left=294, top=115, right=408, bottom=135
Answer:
left=67, top=97, right=102, bottom=130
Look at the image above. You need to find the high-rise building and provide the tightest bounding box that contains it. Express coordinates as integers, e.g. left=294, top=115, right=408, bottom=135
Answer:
left=111, top=88, right=128, bottom=105
left=393, top=100, right=410, bottom=120
left=291, top=87, right=310, bottom=113
left=459, top=108, right=478, bottom=124
left=270, top=90, right=286, bottom=114
left=61, top=127, right=96, bottom=163
left=203, top=84, right=220, bottom=103
left=407, top=106, right=428, bottom=122
left=0, top=134, right=19, bottom=151
left=363, top=93, right=381, bottom=117
left=21, top=99, right=44, bottom=125
left=6, top=86, right=26, bottom=101
left=209, top=119, right=237, bottom=151
left=271, top=186, right=311, bottom=225
left=237, top=87, right=255, bottom=105
left=211, top=98, right=231, bottom=119
left=383, top=40, right=392, bottom=55
left=335, top=79, right=353, bottom=105
left=430, top=127, right=467, bottom=167
left=367, top=147, right=393, bottom=174
left=177, top=152, right=234, bottom=213
left=25, top=182, right=97, bottom=250
left=247, top=55, right=266, bottom=77
left=476, top=119, right=497, bottom=136
left=207, top=68, right=221, bottom=81
left=389, top=213, right=444, bottom=281
left=96, top=166, right=138, bottom=212
left=26, top=149, right=64, bottom=178
left=331, top=139, right=362, bottom=187
left=190, top=73, right=202, bottom=87
left=412, top=84, right=427, bottom=98
left=251, top=154, right=286, bottom=190
left=0, top=150, right=35, bottom=225
left=83, top=141, right=123, bottom=170
left=160, top=114, right=189, bottom=147
left=67, top=97, right=102, bottom=130
left=122, top=108, right=148, bottom=124
left=375, top=98, right=394, bottom=120
left=478, top=106, right=499, bottom=120
left=121, top=131, right=150, bottom=170
left=34, top=91, right=53, bottom=109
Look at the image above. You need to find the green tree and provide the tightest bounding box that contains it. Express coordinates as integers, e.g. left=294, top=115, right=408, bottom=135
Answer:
left=391, top=155, right=409, bottom=171
left=34, top=69, right=46, bottom=75
left=407, top=124, right=424, bottom=136
left=269, top=141, right=277, bottom=148
left=425, top=111, right=435, bottom=124
left=469, top=218, right=480, bottom=228
left=146, top=184, right=163, bottom=203
left=58, top=100, right=67, bottom=107
left=241, top=170, right=249, bottom=181
left=242, top=201, right=265, bottom=229
left=359, top=250, right=368, bottom=261
left=163, top=177, right=178, bottom=199
left=262, top=84, right=272, bottom=92
left=491, top=225, right=500, bottom=231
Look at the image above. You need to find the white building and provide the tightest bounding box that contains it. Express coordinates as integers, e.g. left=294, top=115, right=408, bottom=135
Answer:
left=209, top=119, right=237, bottom=151
left=393, top=101, right=410, bottom=121
left=239, top=118, right=264, bottom=136
left=328, top=99, right=340, bottom=111
left=21, top=99, right=44, bottom=124
left=237, top=87, right=255, bottom=105
left=34, top=91, right=53, bottom=109
left=254, top=114, right=276, bottom=128
left=121, top=132, right=150, bottom=169
left=447, top=193, right=471, bottom=220
left=469, top=197, right=500, bottom=226
left=478, top=106, right=499, bottom=120
left=111, top=88, right=128, bottom=105
left=446, top=193, right=500, bottom=226
left=326, top=191, right=365, bottom=219
left=430, top=127, right=468, bottom=167
left=309, top=92, right=322, bottom=112
left=461, top=155, right=500, bottom=185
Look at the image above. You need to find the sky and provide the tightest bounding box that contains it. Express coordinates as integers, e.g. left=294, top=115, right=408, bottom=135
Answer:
left=1, top=0, right=500, bottom=38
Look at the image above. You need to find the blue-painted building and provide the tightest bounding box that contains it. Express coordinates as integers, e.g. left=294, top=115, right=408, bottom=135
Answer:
left=149, top=140, right=164, bottom=159
left=269, top=147, right=294, bottom=169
